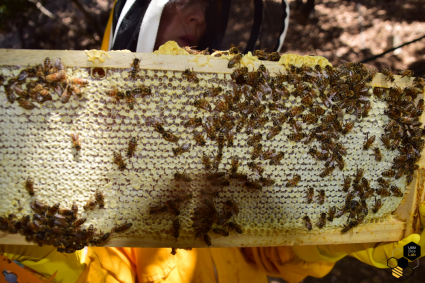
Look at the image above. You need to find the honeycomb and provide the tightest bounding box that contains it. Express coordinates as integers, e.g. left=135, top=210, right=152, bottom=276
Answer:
left=0, top=45, right=423, bottom=248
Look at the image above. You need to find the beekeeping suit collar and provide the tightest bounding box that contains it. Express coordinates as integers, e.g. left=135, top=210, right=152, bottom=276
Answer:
left=106, top=0, right=290, bottom=53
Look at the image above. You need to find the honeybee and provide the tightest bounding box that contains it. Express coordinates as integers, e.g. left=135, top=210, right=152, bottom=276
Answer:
left=317, top=189, right=325, bottom=205
left=46, top=70, right=66, bottom=83
left=269, top=152, right=284, bottom=165
left=225, top=222, right=242, bottom=234
left=266, top=125, right=282, bottom=140
left=113, top=151, right=126, bottom=171
left=224, top=199, right=240, bottom=215
left=82, top=198, right=97, bottom=211
left=380, top=134, right=391, bottom=149
left=70, top=202, right=78, bottom=218
left=183, top=117, right=202, bottom=129
left=244, top=181, right=263, bottom=190
left=416, top=99, right=424, bottom=116
left=327, top=206, right=336, bottom=222
left=206, top=172, right=226, bottom=181
left=26, top=177, right=35, bottom=196
left=174, top=171, right=192, bottom=182
left=360, top=187, right=373, bottom=200
left=370, top=147, right=382, bottom=162
left=47, top=203, right=60, bottom=217
left=226, top=132, right=234, bottom=147
left=203, top=234, right=212, bottom=246
left=381, top=68, right=395, bottom=82
left=231, top=67, right=248, bottom=80
left=229, top=173, right=248, bottom=180
left=193, top=130, right=206, bottom=146
left=390, top=185, right=403, bottom=197
left=372, top=87, right=385, bottom=98
left=94, top=189, right=105, bottom=209
left=17, top=97, right=36, bottom=110
left=108, top=86, right=125, bottom=99
left=114, top=223, right=133, bottom=233
left=183, top=68, right=199, bottom=83
left=261, top=148, right=276, bottom=160
left=286, top=174, right=301, bottom=187
left=303, top=216, right=312, bottom=231
left=259, top=176, right=275, bottom=186
left=94, top=232, right=111, bottom=245
left=300, top=114, right=318, bottom=124
left=316, top=213, right=326, bottom=228
left=269, top=52, right=280, bottom=61
left=228, top=54, right=243, bottom=68
left=61, top=86, right=72, bottom=103
left=73, top=217, right=87, bottom=227
left=162, top=131, right=180, bottom=143
left=243, top=71, right=261, bottom=85
left=413, top=77, right=425, bottom=90
left=69, top=78, right=89, bottom=86
left=363, top=133, right=376, bottom=150
left=194, top=99, right=211, bottom=111
left=130, top=58, right=140, bottom=78
left=271, top=113, right=288, bottom=127
left=355, top=167, right=364, bottom=183
left=213, top=228, right=229, bottom=237
left=381, top=169, right=396, bottom=178
left=229, top=156, right=240, bottom=173
left=172, top=144, right=190, bottom=156
left=272, top=84, right=290, bottom=101
left=201, top=152, right=212, bottom=171
left=287, top=105, right=305, bottom=117
left=288, top=132, right=305, bottom=142
left=377, top=177, right=390, bottom=188
left=250, top=143, right=263, bottom=160
left=69, top=133, right=82, bottom=151
left=30, top=200, right=49, bottom=214
left=165, top=200, right=180, bottom=216
left=372, top=197, right=383, bottom=213
left=319, top=166, right=335, bottom=178
left=342, top=121, right=355, bottom=134
left=125, top=91, right=135, bottom=110
left=306, top=188, right=314, bottom=204
left=399, top=69, right=413, bottom=78
left=341, top=221, right=356, bottom=234
left=43, top=57, right=51, bottom=74
left=149, top=204, right=168, bottom=214
left=174, top=193, right=193, bottom=204
left=257, top=64, right=270, bottom=82
left=340, top=175, right=351, bottom=192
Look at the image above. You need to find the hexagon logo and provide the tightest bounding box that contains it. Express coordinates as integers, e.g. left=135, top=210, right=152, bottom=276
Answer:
left=404, top=242, right=421, bottom=261
left=397, top=257, right=408, bottom=268
left=387, top=257, right=398, bottom=269
left=392, top=266, right=403, bottom=278
left=403, top=266, right=414, bottom=278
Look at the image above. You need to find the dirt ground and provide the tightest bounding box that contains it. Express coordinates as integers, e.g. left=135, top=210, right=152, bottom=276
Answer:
left=1, top=0, right=425, bottom=282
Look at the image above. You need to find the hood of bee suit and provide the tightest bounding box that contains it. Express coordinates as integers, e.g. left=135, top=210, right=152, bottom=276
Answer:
left=108, top=0, right=289, bottom=53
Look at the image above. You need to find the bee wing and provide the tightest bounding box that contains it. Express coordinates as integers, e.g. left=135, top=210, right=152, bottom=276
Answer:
left=181, top=144, right=190, bottom=151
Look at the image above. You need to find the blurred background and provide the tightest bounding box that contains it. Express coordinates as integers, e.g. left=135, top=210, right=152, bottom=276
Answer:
left=0, top=0, right=424, bottom=282
left=1, top=0, right=425, bottom=75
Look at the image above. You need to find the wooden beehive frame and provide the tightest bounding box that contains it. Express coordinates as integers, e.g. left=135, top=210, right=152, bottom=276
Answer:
left=0, top=49, right=423, bottom=247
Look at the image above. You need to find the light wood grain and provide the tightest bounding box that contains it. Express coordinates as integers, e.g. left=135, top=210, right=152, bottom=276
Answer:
left=0, top=49, right=416, bottom=88
left=0, top=49, right=423, bottom=247
left=0, top=218, right=406, bottom=247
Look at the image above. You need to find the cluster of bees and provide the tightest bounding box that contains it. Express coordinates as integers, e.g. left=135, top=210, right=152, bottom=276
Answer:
left=136, top=45, right=423, bottom=238
left=1, top=47, right=424, bottom=249
left=3, top=57, right=89, bottom=109
left=0, top=178, right=132, bottom=252
left=106, top=58, right=151, bottom=110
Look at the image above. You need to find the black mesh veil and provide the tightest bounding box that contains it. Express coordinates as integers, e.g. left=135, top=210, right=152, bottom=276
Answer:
left=109, top=0, right=289, bottom=53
